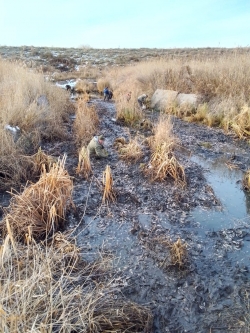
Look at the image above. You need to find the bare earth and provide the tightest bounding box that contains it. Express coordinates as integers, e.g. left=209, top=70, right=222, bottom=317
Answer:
left=35, top=96, right=250, bottom=333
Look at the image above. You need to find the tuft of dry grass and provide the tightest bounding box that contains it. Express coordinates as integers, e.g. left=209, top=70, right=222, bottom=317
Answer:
left=169, top=238, right=188, bottom=268
left=144, top=115, right=186, bottom=186
left=0, top=127, right=34, bottom=191
left=230, top=105, right=250, bottom=139
left=243, top=170, right=250, bottom=191
left=31, top=147, right=56, bottom=174
left=114, top=136, right=143, bottom=163
left=145, top=143, right=186, bottom=186
left=75, top=79, right=95, bottom=93
left=0, top=155, right=74, bottom=242
left=116, top=99, right=144, bottom=126
left=73, top=99, right=99, bottom=147
left=0, top=231, right=153, bottom=333
left=97, top=78, right=111, bottom=94
left=113, top=137, right=127, bottom=147
left=102, top=165, right=116, bottom=203
left=149, top=114, right=177, bottom=150
left=76, top=146, right=92, bottom=179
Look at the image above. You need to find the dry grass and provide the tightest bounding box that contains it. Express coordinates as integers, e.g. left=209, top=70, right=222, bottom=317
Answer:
left=149, top=114, right=177, bottom=150
left=116, top=98, right=144, bottom=126
left=145, top=143, right=186, bottom=186
left=76, top=146, right=92, bottom=179
left=144, top=115, right=186, bottom=186
left=0, top=231, right=153, bottom=333
left=102, top=165, right=116, bottom=203
left=0, top=59, right=74, bottom=191
left=243, top=170, right=250, bottom=191
left=230, top=105, right=250, bottom=139
left=114, top=136, right=143, bottom=163
left=170, top=238, right=188, bottom=268
left=31, top=147, right=56, bottom=174
left=73, top=99, right=99, bottom=147
left=0, top=127, right=34, bottom=191
left=140, top=235, right=188, bottom=270
left=75, top=79, right=95, bottom=93
left=0, top=59, right=71, bottom=140
left=0, top=156, right=73, bottom=242
left=101, top=52, right=250, bottom=138
left=97, top=78, right=111, bottom=94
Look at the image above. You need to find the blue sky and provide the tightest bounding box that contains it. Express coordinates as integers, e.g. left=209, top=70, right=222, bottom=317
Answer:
left=0, top=0, right=249, bottom=48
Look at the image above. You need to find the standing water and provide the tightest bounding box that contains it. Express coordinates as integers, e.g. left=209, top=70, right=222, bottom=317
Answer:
left=190, top=154, right=250, bottom=264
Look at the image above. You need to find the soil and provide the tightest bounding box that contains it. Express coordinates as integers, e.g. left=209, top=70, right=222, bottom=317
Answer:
left=2, top=95, right=250, bottom=333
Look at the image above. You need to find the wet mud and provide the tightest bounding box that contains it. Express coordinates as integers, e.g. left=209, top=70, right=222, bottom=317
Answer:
left=2, top=96, right=250, bottom=332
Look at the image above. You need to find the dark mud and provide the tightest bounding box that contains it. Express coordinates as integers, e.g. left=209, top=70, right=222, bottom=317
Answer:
left=2, top=96, right=250, bottom=332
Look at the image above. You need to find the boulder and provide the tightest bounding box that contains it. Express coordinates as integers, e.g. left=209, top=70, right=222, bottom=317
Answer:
left=151, top=89, right=201, bottom=110
left=151, top=89, right=178, bottom=110
left=176, top=93, right=199, bottom=107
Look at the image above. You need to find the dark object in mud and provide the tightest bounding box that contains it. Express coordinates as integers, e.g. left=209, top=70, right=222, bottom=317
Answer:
left=139, top=118, right=153, bottom=131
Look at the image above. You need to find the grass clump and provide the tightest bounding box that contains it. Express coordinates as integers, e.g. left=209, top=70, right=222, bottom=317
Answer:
left=114, top=136, right=143, bottom=163
left=73, top=99, right=99, bottom=147
left=102, top=165, right=116, bottom=203
left=76, top=146, right=92, bottom=179
left=0, top=130, right=28, bottom=191
left=116, top=101, right=144, bottom=126
left=31, top=146, right=56, bottom=174
left=170, top=238, right=188, bottom=268
left=0, top=156, right=73, bottom=242
left=144, top=115, right=186, bottom=186
left=97, top=78, right=111, bottom=94
left=0, top=231, right=153, bottom=333
left=145, top=144, right=186, bottom=186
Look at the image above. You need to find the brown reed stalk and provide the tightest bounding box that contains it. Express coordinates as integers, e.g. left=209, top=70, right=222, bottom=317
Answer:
left=76, top=146, right=92, bottom=179
left=102, top=165, right=116, bottom=203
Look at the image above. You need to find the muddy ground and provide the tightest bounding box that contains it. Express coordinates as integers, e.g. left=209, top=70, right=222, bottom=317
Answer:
left=2, top=95, right=250, bottom=333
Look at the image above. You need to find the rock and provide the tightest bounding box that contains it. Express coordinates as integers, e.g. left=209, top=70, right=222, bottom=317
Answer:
left=4, top=124, right=21, bottom=142
left=150, top=89, right=178, bottom=110
left=151, top=89, right=201, bottom=110
left=176, top=93, right=200, bottom=107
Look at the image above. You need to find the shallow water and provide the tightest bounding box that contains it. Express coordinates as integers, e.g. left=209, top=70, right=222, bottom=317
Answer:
left=189, top=154, right=250, bottom=270
left=190, top=154, right=250, bottom=231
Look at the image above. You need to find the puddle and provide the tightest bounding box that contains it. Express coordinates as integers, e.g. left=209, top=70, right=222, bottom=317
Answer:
left=190, top=155, right=250, bottom=231
left=189, top=154, right=250, bottom=268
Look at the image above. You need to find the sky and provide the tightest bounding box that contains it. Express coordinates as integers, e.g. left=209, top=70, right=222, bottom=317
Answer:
left=0, top=0, right=249, bottom=49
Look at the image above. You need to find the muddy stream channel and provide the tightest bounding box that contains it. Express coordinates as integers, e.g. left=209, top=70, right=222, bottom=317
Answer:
left=2, top=84, right=250, bottom=332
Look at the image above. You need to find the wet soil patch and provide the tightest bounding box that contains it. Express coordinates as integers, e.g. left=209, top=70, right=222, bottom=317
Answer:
left=1, top=97, right=250, bottom=332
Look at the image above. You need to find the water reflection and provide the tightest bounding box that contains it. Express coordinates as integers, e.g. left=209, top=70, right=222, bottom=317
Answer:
left=190, top=155, right=249, bottom=231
